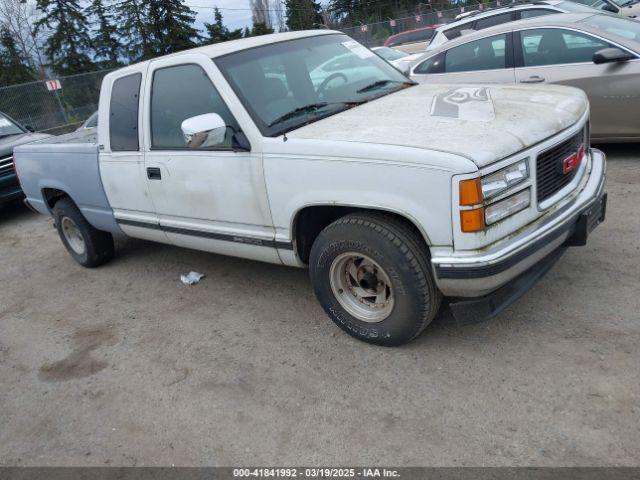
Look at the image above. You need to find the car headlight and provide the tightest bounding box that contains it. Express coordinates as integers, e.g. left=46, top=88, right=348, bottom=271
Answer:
left=485, top=189, right=531, bottom=226
left=481, top=160, right=529, bottom=200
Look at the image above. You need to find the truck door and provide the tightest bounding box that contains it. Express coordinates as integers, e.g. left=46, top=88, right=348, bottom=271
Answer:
left=142, top=54, right=279, bottom=263
left=99, top=65, right=168, bottom=243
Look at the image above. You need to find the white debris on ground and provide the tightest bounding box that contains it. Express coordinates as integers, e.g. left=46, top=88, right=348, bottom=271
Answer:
left=180, top=272, right=205, bottom=285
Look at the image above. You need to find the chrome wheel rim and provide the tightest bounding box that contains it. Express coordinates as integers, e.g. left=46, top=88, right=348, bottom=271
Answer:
left=329, top=253, right=394, bottom=323
left=61, top=217, right=86, bottom=255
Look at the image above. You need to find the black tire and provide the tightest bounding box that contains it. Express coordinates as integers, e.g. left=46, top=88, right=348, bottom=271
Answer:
left=309, top=212, right=442, bottom=347
left=52, top=197, right=114, bottom=268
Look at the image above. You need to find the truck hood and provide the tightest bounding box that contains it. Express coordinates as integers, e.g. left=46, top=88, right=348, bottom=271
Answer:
left=288, top=83, right=588, bottom=168
left=0, top=132, right=51, bottom=157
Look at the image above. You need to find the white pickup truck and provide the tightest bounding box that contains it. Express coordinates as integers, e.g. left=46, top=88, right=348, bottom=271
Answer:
left=14, top=31, right=607, bottom=346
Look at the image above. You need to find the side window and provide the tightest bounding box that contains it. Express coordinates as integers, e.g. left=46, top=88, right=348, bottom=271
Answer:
left=519, top=9, right=555, bottom=19
left=474, top=12, right=514, bottom=30
left=520, top=28, right=614, bottom=66
left=150, top=64, right=239, bottom=150
left=110, top=73, right=141, bottom=151
left=445, top=34, right=507, bottom=73
left=413, top=53, right=445, bottom=74
left=444, top=25, right=468, bottom=40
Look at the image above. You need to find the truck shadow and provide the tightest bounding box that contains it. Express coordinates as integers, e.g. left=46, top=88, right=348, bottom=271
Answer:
left=0, top=201, right=34, bottom=225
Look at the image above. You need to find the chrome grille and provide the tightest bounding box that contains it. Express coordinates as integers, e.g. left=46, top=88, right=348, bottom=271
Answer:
left=536, top=129, right=584, bottom=204
left=0, top=155, right=14, bottom=177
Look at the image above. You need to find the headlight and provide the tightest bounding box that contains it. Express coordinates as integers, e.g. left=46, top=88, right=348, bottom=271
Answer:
left=485, top=189, right=531, bottom=226
left=481, top=160, right=529, bottom=200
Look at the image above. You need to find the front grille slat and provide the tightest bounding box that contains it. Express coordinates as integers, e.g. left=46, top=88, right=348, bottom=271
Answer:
left=536, top=130, right=584, bottom=204
left=0, top=155, right=14, bottom=177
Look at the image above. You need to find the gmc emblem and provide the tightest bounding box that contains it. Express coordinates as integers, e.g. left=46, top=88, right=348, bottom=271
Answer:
left=561, top=144, right=585, bottom=175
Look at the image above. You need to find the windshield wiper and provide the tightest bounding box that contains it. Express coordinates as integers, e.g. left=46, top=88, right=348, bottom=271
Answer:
left=268, top=101, right=365, bottom=129
left=268, top=103, right=332, bottom=128
left=356, top=80, right=416, bottom=94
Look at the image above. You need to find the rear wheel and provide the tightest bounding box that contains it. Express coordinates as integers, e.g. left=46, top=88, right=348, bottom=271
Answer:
left=309, top=212, right=441, bottom=346
left=53, top=197, right=114, bottom=268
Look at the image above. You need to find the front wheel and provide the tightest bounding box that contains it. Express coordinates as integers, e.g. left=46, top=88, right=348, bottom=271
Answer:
left=309, top=213, right=441, bottom=346
left=53, top=197, right=114, bottom=268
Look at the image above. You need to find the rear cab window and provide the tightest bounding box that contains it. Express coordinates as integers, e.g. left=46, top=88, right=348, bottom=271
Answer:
left=109, top=73, right=142, bottom=151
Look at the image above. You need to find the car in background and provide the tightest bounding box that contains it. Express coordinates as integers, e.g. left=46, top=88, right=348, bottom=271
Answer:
left=371, top=46, right=424, bottom=73
left=410, top=13, right=640, bottom=142
left=427, top=0, right=605, bottom=51
left=0, top=112, right=50, bottom=207
left=384, top=24, right=442, bottom=53
left=569, top=0, right=640, bottom=17
left=76, top=111, right=98, bottom=132
left=309, top=51, right=385, bottom=91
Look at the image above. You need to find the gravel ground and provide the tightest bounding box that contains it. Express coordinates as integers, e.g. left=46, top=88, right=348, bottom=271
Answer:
left=0, top=144, right=639, bottom=467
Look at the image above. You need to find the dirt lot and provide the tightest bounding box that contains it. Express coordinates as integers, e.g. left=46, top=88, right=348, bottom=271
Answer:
left=1, top=144, right=639, bottom=467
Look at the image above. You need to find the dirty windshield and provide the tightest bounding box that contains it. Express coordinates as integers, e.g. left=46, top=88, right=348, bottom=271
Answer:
left=215, top=34, right=414, bottom=136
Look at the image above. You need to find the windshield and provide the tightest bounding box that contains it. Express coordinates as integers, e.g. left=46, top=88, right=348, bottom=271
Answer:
left=610, top=0, right=636, bottom=6
left=582, top=14, right=640, bottom=41
left=0, top=113, right=25, bottom=138
left=374, top=47, right=410, bottom=61
left=215, top=34, right=413, bottom=136
left=556, top=0, right=604, bottom=12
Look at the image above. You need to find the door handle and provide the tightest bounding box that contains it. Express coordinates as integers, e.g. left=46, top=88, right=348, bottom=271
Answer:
left=520, top=75, right=545, bottom=84
left=147, top=167, right=162, bottom=180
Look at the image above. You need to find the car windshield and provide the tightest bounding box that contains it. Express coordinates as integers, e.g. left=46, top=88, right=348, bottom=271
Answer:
left=375, top=47, right=409, bottom=61
left=582, top=14, right=640, bottom=41
left=215, top=34, right=414, bottom=136
left=610, top=0, right=637, bottom=6
left=556, top=0, right=604, bottom=12
left=0, top=113, right=25, bottom=138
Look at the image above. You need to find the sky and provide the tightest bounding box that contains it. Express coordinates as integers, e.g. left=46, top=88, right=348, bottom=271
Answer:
left=186, top=0, right=331, bottom=32
left=185, top=1, right=271, bottom=31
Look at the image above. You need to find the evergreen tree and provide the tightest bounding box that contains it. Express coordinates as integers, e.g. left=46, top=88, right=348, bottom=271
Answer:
left=115, top=0, right=152, bottom=61
left=227, top=28, right=245, bottom=41
left=249, top=22, right=275, bottom=37
left=35, top=0, right=94, bottom=75
left=285, top=0, right=323, bottom=31
left=146, top=0, right=202, bottom=56
left=0, top=27, right=36, bottom=86
left=204, top=7, right=229, bottom=44
left=86, top=0, right=121, bottom=68
left=329, top=0, right=425, bottom=26
left=203, top=7, right=245, bottom=45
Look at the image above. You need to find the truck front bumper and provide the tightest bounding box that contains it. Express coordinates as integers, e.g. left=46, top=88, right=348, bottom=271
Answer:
left=431, top=148, right=606, bottom=320
left=0, top=172, right=24, bottom=206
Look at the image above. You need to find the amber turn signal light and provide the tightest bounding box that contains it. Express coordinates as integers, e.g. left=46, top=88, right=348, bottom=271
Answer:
left=459, top=178, right=483, bottom=206
left=460, top=208, right=485, bottom=233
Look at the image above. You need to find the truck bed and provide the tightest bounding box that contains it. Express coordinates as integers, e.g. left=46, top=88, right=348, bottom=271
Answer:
left=13, top=133, right=121, bottom=235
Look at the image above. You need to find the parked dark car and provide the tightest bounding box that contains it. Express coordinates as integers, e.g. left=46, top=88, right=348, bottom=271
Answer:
left=0, top=112, right=50, bottom=207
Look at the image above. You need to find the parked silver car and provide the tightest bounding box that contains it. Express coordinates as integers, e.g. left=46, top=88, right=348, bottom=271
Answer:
left=427, top=0, right=604, bottom=51
left=411, top=13, right=640, bottom=142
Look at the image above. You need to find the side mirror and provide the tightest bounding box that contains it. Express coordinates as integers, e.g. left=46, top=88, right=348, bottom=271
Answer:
left=181, top=113, right=227, bottom=148
left=593, top=47, right=634, bottom=64
left=24, top=125, right=35, bottom=132
left=601, top=3, right=619, bottom=13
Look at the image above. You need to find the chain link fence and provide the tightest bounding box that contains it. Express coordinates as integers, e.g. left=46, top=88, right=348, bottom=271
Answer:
left=1, top=2, right=507, bottom=135
left=0, top=69, right=114, bottom=135
left=339, top=0, right=503, bottom=47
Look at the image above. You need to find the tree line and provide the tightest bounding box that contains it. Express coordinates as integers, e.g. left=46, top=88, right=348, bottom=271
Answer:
left=0, top=0, right=449, bottom=88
